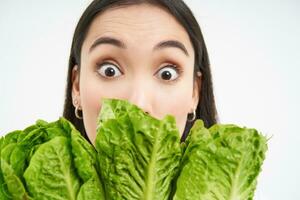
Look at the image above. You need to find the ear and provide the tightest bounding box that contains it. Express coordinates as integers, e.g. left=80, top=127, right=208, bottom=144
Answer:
left=192, top=72, right=202, bottom=111
left=71, top=65, right=81, bottom=106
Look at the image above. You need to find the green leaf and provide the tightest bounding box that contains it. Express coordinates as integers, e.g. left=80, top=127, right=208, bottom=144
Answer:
left=0, top=132, right=20, bottom=199
left=96, top=98, right=182, bottom=200
left=70, top=121, right=105, bottom=200
left=0, top=169, right=11, bottom=199
left=0, top=138, right=12, bottom=200
left=1, top=159, right=31, bottom=200
left=1, top=117, right=104, bottom=199
left=76, top=174, right=104, bottom=200
left=173, top=120, right=268, bottom=200
left=24, top=136, right=80, bottom=200
left=0, top=130, right=21, bottom=149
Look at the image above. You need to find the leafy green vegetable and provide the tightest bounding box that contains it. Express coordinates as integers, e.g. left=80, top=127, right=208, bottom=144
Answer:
left=173, top=120, right=268, bottom=200
left=23, top=136, right=80, bottom=199
left=96, top=98, right=182, bottom=200
left=95, top=98, right=267, bottom=200
left=71, top=124, right=105, bottom=200
left=0, top=130, right=31, bottom=200
left=1, top=158, right=31, bottom=200
left=0, top=117, right=105, bottom=200
left=0, top=98, right=267, bottom=200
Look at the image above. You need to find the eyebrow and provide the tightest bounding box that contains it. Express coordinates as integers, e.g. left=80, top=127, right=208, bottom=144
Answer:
left=89, top=36, right=189, bottom=56
left=154, top=40, right=189, bottom=56
left=89, top=36, right=126, bottom=52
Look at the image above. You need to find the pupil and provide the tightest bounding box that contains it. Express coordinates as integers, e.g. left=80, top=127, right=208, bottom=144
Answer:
left=162, top=71, right=171, bottom=80
left=105, top=67, right=115, bottom=77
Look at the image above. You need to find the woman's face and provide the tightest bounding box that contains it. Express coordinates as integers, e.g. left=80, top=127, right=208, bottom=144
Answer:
left=72, top=4, right=201, bottom=144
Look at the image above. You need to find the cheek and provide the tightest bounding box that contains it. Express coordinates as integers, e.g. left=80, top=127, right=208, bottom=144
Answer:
left=154, top=84, right=194, bottom=136
left=81, top=80, right=102, bottom=115
left=169, top=96, right=191, bottom=136
left=79, top=70, right=130, bottom=144
left=80, top=76, right=102, bottom=144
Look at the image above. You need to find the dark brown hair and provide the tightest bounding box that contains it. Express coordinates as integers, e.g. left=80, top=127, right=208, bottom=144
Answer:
left=63, top=0, right=218, bottom=143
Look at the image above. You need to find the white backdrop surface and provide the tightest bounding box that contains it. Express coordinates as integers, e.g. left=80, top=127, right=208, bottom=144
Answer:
left=0, top=1, right=299, bottom=199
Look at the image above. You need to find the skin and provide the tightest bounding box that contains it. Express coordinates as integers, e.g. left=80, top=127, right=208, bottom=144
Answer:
left=72, top=4, right=201, bottom=144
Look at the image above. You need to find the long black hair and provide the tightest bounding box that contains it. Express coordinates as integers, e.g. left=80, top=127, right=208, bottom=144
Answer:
left=63, top=0, right=218, bottom=143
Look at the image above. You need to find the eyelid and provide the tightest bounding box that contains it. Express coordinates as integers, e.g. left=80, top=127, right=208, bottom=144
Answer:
left=97, top=61, right=123, bottom=72
left=158, top=64, right=183, bottom=75
left=96, top=61, right=123, bottom=78
left=97, top=60, right=120, bottom=68
left=155, top=63, right=183, bottom=83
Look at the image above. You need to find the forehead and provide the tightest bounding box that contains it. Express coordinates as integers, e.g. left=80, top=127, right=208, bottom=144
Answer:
left=82, top=4, right=194, bottom=54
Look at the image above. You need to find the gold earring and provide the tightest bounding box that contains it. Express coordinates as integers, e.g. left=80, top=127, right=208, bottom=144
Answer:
left=187, top=109, right=196, bottom=122
left=197, top=71, right=202, bottom=77
left=75, top=106, right=83, bottom=119
left=73, top=97, right=83, bottom=119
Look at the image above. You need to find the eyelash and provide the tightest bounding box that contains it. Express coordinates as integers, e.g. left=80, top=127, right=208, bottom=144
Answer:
left=95, top=61, right=183, bottom=83
left=160, top=64, right=183, bottom=84
left=95, top=61, right=123, bottom=78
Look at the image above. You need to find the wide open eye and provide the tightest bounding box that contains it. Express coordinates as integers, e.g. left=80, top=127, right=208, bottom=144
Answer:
left=156, top=65, right=180, bottom=81
left=97, top=62, right=122, bottom=78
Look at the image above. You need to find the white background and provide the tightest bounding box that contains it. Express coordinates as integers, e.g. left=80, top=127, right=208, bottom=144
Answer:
left=0, top=1, right=299, bottom=199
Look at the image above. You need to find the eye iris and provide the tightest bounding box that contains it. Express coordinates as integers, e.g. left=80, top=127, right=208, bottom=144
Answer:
left=161, top=71, right=172, bottom=80
left=105, top=67, right=115, bottom=77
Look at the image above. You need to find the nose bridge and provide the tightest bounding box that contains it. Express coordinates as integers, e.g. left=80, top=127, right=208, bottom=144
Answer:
left=128, top=77, right=152, bottom=114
